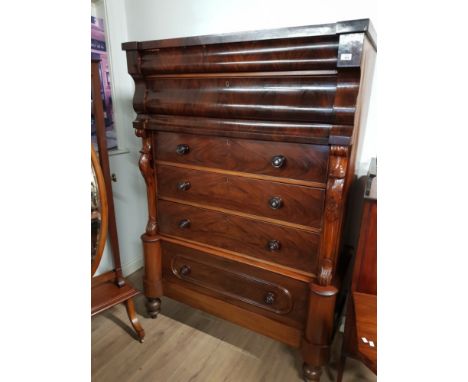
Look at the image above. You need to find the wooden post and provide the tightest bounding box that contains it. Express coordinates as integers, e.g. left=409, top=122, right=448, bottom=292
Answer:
left=91, top=59, right=124, bottom=286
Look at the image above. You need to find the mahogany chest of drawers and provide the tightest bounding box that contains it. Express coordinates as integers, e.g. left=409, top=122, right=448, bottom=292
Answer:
left=123, top=19, right=376, bottom=381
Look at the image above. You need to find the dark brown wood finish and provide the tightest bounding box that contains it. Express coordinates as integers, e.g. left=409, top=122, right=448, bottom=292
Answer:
left=161, top=241, right=308, bottom=328
left=163, top=279, right=303, bottom=347
left=154, top=132, right=329, bottom=184
left=123, top=19, right=376, bottom=381
left=157, top=164, right=325, bottom=228
left=142, top=75, right=340, bottom=123
left=138, top=114, right=346, bottom=145
left=158, top=200, right=320, bottom=273
left=122, top=18, right=375, bottom=51
left=135, top=127, right=163, bottom=318
left=138, top=35, right=339, bottom=74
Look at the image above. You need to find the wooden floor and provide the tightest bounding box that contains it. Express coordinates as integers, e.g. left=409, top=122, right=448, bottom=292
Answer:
left=92, top=268, right=376, bottom=382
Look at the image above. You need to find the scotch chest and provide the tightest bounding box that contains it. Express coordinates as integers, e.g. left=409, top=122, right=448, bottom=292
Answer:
left=123, top=18, right=376, bottom=381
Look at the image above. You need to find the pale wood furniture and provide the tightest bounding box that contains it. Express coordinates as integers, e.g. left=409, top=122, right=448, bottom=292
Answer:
left=122, top=19, right=376, bottom=379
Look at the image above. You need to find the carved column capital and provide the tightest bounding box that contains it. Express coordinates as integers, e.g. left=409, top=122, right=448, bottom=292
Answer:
left=135, top=127, right=146, bottom=139
left=136, top=126, right=158, bottom=236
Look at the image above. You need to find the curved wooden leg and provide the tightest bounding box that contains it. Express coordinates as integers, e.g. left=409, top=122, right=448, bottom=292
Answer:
left=303, top=363, right=322, bottom=381
left=124, top=298, right=145, bottom=342
left=146, top=297, right=161, bottom=319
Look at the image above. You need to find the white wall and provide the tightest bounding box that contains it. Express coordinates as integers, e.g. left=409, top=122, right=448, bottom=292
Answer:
left=98, top=0, right=379, bottom=275
left=94, top=0, right=148, bottom=276
left=122, top=0, right=378, bottom=174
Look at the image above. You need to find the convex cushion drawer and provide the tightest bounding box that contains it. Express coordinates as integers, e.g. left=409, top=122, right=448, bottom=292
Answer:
left=158, top=200, right=319, bottom=273
left=154, top=132, right=329, bottom=184
left=144, top=76, right=338, bottom=123
left=161, top=241, right=309, bottom=328
left=157, top=164, right=325, bottom=228
left=138, top=35, right=339, bottom=74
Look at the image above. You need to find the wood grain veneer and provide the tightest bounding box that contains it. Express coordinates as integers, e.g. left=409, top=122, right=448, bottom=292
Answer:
left=158, top=200, right=320, bottom=272
left=123, top=19, right=376, bottom=381
left=157, top=164, right=325, bottom=228
left=154, top=132, right=330, bottom=183
left=161, top=241, right=309, bottom=329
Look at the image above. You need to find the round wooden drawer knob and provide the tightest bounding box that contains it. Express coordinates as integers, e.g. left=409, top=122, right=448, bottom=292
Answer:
left=176, top=144, right=190, bottom=155
left=268, top=240, right=281, bottom=251
left=269, top=196, right=283, bottom=209
left=264, top=292, right=276, bottom=305
left=179, top=265, right=191, bottom=276
left=271, top=155, right=286, bottom=168
left=177, top=180, right=191, bottom=191
left=178, top=219, right=191, bottom=229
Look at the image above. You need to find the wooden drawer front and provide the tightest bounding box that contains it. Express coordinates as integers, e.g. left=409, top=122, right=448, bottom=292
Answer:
left=155, top=132, right=329, bottom=184
left=158, top=164, right=324, bottom=228
left=140, top=36, right=338, bottom=74
left=161, top=241, right=308, bottom=328
left=144, top=75, right=338, bottom=124
left=158, top=200, right=319, bottom=273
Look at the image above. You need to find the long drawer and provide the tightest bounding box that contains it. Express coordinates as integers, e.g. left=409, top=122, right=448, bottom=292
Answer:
left=154, top=132, right=329, bottom=184
left=161, top=240, right=308, bottom=328
left=158, top=200, right=319, bottom=273
left=158, top=164, right=325, bottom=228
left=144, top=75, right=338, bottom=124
left=139, top=35, right=339, bottom=74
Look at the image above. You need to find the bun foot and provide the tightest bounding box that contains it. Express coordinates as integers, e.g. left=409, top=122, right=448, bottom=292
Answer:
left=303, top=363, right=322, bottom=381
left=146, top=297, right=161, bottom=318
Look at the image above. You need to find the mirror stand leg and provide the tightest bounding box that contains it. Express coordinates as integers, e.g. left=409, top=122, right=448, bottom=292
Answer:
left=124, top=298, right=145, bottom=342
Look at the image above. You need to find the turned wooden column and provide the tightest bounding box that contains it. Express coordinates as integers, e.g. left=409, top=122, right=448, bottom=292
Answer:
left=136, top=126, right=163, bottom=318
left=301, top=144, right=349, bottom=381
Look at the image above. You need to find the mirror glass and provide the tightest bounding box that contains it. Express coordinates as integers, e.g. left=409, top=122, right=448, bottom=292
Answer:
left=91, top=163, right=102, bottom=264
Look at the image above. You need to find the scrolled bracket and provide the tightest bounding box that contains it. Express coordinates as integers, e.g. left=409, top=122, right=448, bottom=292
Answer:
left=324, top=146, right=348, bottom=222
left=135, top=126, right=146, bottom=139
left=135, top=123, right=158, bottom=236
left=317, top=145, right=350, bottom=286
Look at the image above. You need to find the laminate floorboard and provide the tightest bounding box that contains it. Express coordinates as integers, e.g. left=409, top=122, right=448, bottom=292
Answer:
left=92, top=268, right=376, bottom=382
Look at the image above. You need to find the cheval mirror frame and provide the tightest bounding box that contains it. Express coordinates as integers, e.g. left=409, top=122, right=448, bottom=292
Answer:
left=91, top=58, right=145, bottom=342
left=91, top=145, right=108, bottom=276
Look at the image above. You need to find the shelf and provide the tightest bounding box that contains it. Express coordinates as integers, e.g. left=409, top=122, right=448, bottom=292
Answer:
left=91, top=276, right=141, bottom=316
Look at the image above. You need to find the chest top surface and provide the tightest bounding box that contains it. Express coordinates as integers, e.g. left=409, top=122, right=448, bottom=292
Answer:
left=122, top=19, right=376, bottom=51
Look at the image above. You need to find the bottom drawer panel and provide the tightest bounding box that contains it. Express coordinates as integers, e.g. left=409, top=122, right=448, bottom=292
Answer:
left=161, top=241, right=309, bottom=329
